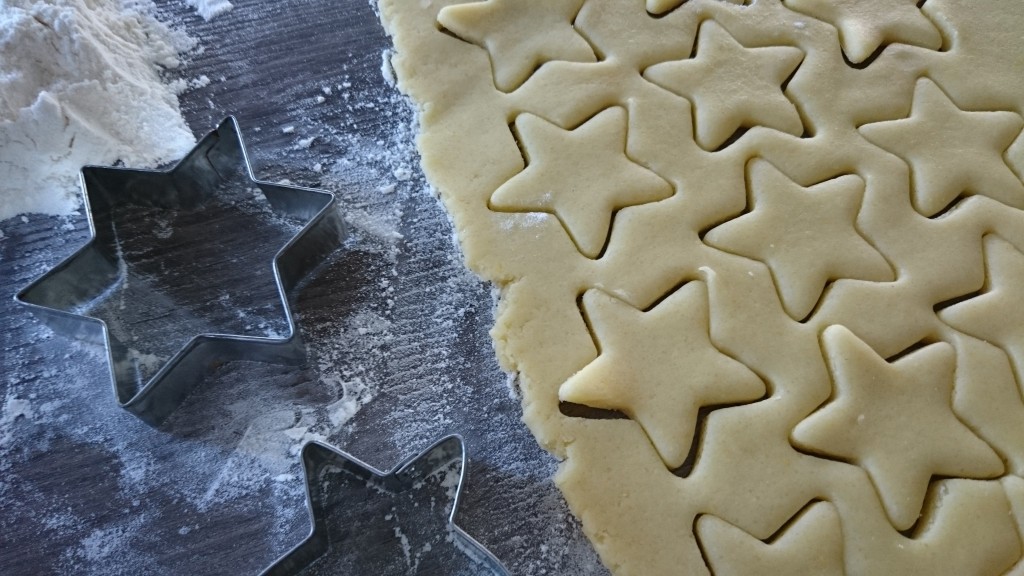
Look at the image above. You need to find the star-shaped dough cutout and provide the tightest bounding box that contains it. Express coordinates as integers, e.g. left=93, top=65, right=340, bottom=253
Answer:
left=643, top=20, right=804, bottom=150
left=491, top=107, right=673, bottom=258
left=437, top=0, right=595, bottom=92
left=560, top=282, right=766, bottom=468
left=696, top=502, right=845, bottom=575
left=704, top=160, right=893, bottom=321
left=792, top=326, right=1003, bottom=530
left=941, top=236, right=1024, bottom=379
left=859, top=78, right=1024, bottom=217
left=783, top=0, right=942, bottom=64
left=262, top=436, right=508, bottom=575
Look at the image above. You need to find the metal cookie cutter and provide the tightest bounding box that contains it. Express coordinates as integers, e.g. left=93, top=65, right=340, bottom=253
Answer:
left=16, top=117, right=345, bottom=426
left=262, top=434, right=510, bottom=575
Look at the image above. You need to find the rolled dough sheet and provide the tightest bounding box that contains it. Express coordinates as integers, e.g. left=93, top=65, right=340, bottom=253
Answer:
left=378, top=0, right=1024, bottom=573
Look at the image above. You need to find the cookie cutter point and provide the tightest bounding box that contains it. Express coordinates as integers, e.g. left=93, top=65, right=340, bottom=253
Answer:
left=262, top=434, right=510, bottom=576
left=15, top=116, right=346, bottom=426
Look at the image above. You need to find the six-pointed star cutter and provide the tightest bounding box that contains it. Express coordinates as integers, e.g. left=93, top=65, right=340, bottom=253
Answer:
left=16, top=116, right=346, bottom=426
left=261, top=435, right=510, bottom=575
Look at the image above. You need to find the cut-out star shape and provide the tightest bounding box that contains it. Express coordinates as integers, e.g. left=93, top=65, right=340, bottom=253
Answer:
left=859, top=78, right=1024, bottom=216
left=704, top=160, right=893, bottom=321
left=15, top=117, right=344, bottom=426
left=644, top=20, right=804, bottom=150
left=437, top=0, right=595, bottom=92
left=941, top=236, right=1024, bottom=378
left=560, top=282, right=766, bottom=468
left=783, top=0, right=943, bottom=64
left=696, top=502, right=845, bottom=575
left=491, top=107, right=673, bottom=258
left=262, top=436, right=508, bottom=575
left=792, top=325, right=1003, bottom=530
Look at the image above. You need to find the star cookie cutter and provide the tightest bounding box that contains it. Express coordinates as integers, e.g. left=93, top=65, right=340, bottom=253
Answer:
left=15, top=117, right=345, bottom=426
left=261, top=434, right=510, bottom=575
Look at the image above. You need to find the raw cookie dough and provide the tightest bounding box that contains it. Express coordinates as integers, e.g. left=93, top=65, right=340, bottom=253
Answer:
left=378, top=0, right=1024, bottom=573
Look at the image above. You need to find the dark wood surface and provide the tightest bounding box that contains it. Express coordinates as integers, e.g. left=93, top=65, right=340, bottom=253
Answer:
left=0, top=1, right=607, bottom=574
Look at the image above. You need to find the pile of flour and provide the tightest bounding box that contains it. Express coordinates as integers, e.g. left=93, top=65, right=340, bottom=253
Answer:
left=0, top=0, right=198, bottom=221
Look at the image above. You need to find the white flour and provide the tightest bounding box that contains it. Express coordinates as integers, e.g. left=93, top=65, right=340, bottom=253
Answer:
left=185, top=0, right=233, bottom=20
left=0, top=0, right=197, bottom=221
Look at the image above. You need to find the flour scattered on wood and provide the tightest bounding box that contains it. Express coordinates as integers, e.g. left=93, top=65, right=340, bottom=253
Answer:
left=0, top=394, right=33, bottom=446
left=184, top=0, right=233, bottom=21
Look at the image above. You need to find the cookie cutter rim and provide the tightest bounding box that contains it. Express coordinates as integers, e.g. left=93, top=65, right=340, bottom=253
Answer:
left=261, top=434, right=510, bottom=575
left=15, top=116, right=346, bottom=426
